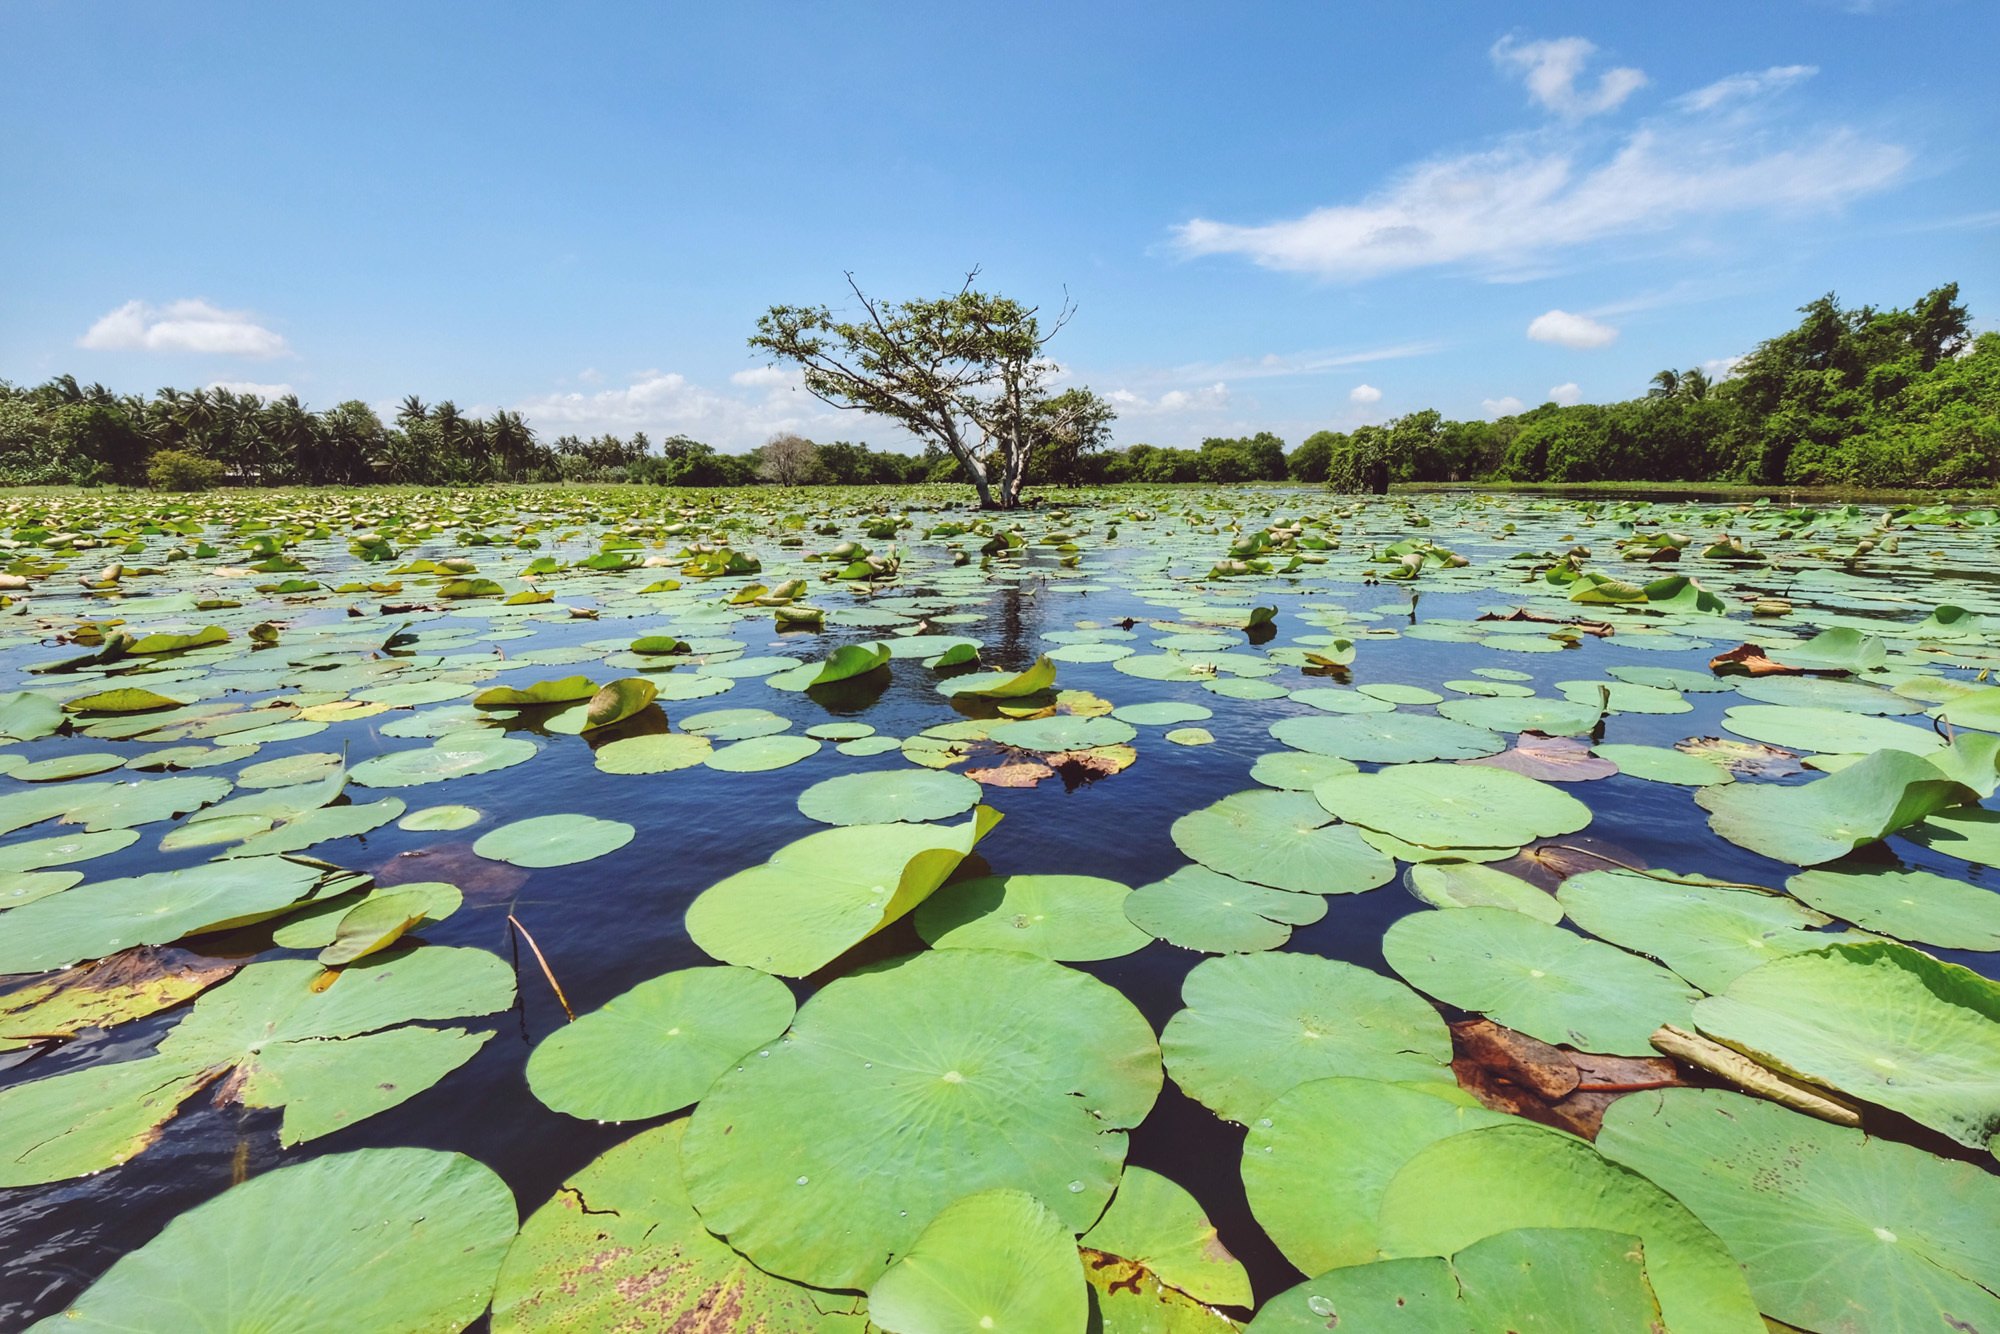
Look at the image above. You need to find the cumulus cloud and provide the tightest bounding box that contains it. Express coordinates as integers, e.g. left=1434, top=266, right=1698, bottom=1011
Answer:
left=1348, top=383, right=1383, bottom=404
left=1678, top=65, right=1817, bottom=112
left=206, top=381, right=296, bottom=400
left=1482, top=396, right=1527, bottom=418
left=1528, top=309, right=1619, bottom=348
left=1703, top=354, right=1746, bottom=379
left=729, top=366, right=793, bottom=389
left=1548, top=381, right=1583, bottom=406
left=1171, top=52, right=1906, bottom=281
left=1491, top=36, right=1647, bottom=119
left=79, top=299, right=290, bottom=358
left=1104, top=382, right=1232, bottom=416
left=517, top=369, right=863, bottom=451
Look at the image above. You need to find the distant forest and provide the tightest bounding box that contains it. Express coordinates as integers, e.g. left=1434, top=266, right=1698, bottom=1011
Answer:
left=2, top=283, right=1992, bottom=491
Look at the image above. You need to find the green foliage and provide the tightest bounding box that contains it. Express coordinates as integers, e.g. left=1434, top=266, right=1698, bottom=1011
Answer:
left=146, top=448, right=224, bottom=492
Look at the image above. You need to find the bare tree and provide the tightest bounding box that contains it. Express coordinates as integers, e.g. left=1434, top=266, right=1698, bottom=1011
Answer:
left=748, top=271, right=1111, bottom=509
left=757, top=432, right=822, bottom=485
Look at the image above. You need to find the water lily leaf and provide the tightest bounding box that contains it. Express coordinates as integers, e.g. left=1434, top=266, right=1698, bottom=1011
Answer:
left=60, top=775, right=232, bottom=831
left=581, top=676, right=657, bottom=730
left=473, top=675, right=599, bottom=708
left=7, top=751, right=125, bottom=782
left=1383, top=907, right=1700, bottom=1055
left=219, top=795, right=406, bottom=858
left=1268, top=712, right=1504, bottom=764
left=592, top=731, right=713, bottom=774
left=62, top=688, right=184, bottom=715
left=1694, top=940, right=2000, bottom=1153
left=398, top=803, right=481, bottom=831
left=1247, top=750, right=1358, bottom=791
left=350, top=731, right=537, bottom=788
left=1694, top=748, right=1974, bottom=866
left=680, top=706, right=792, bottom=740
left=937, top=655, right=1058, bottom=699
left=1600, top=1088, right=2000, bottom=1333
left=916, top=874, right=1149, bottom=961
left=1242, top=1077, right=1511, bottom=1275
left=1589, top=742, right=1732, bottom=786
left=30, top=1148, right=517, bottom=1333
left=1735, top=674, right=1918, bottom=714
left=1558, top=868, right=1837, bottom=991
left=1171, top=789, right=1395, bottom=894
left=0, top=690, right=68, bottom=741
left=1721, top=704, right=1944, bottom=755
left=681, top=948, right=1161, bottom=1290
left=1404, top=862, right=1561, bottom=922
left=128, top=625, right=228, bottom=655
left=704, top=733, right=822, bottom=772
left=1374, top=1122, right=1764, bottom=1332
left=474, top=813, right=635, bottom=867
left=0, top=855, right=333, bottom=974
left=526, top=966, right=796, bottom=1121
left=1435, top=695, right=1605, bottom=737
left=810, top=641, right=892, bottom=686
left=0, top=827, right=138, bottom=874
left=235, top=750, right=344, bottom=789
left=271, top=879, right=461, bottom=950
left=1787, top=860, right=2000, bottom=950
left=1112, top=701, right=1213, bottom=726
left=985, top=714, right=1136, bottom=753
left=1313, top=763, right=1591, bottom=851
left=1161, top=951, right=1453, bottom=1123
left=491, top=1118, right=864, bottom=1333
left=318, top=889, right=435, bottom=966
left=1125, top=865, right=1327, bottom=954
left=868, top=1188, right=1086, bottom=1334
left=1770, top=626, right=1887, bottom=673
left=687, top=807, right=1002, bottom=976
left=798, top=768, right=981, bottom=826
left=1081, top=1166, right=1251, bottom=1307
left=1248, top=1227, right=1664, bottom=1334
left=0, top=948, right=238, bottom=1053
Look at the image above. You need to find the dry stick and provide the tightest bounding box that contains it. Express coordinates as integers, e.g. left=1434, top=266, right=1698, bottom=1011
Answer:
left=1651, top=1025, right=1862, bottom=1127
left=508, top=913, right=576, bottom=1023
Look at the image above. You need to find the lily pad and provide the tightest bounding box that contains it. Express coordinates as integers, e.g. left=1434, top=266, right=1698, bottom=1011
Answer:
left=868, top=1189, right=1086, bottom=1334
left=1404, top=862, right=1562, bottom=923
left=474, top=813, right=635, bottom=867
left=1694, top=747, right=1974, bottom=866
left=1080, top=1165, right=1251, bottom=1307
left=1268, top=712, right=1504, bottom=764
left=1722, top=704, right=1944, bottom=756
left=985, top=714, right=1136, bottom=752
left=398, top=803, right=481, bottom=831
left=1247, top=750, right=1358, bottom=790
left=704, top=734, right=822, bottom=772
left=798, top=768, right=981, bottom=826
left=1557, top=868, right=1838, bottom=991
left=1313, top=763, right=1591, bottom=851
left=592, top=731, right=713, bottom=774
left=350, top=731, right=537, bottom=788
left=1171, top=790, right=1395, bottom=895
left=1125, top=865, right=1327, bottom=953
left=1786, top=860, right=2000, bottom=950
left=915, top=873, right=1149, bottom=961
left=1589, top=742, right=1732, bottom=786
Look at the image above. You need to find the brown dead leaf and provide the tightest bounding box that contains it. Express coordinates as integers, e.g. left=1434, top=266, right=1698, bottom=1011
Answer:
left=966, top=762, right=1054, bottom=788
left=1460, top=731, right=1618, bottom=782
left=1674, top=736, right=1805, bottom=778
left=1477, top=608, right=1614, bottom=637
left=374, top=842, right=528, bottom=899
left=0, top=947, right=240, bottom=1051
left=1708, top=642, right=1848, bottom=677
left=1496, top=835, right=1652, bottom=891
left=1450, top=1018, right=1682, bottom=1140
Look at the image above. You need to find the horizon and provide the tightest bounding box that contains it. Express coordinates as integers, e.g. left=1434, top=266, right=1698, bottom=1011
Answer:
left=5, top=0, right=1997, bottom=455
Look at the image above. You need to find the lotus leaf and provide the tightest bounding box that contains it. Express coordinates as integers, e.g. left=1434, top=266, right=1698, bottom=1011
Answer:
left=1589, top=742, right=1732, bottom=786
left=1268, top=711, right=1504, bottom=763
left=704, top=733, right=822, bottom=771
left=398, top=803, right=481, bottom=831
left=1786, top=860, right=2000, bottom=950
left=1557, top=868, right=1838, bottom=991
left=0, top=826, right=139, bottom=873
left=798, top=768, right=981, bottom=826
left=0, top=949, right=238, bottom=1053
left=1171, top=790, right=1395, bottom=895
left=60, top=775, right=232, bottom=831
left=350, top=731, right=537, bottom=788
left=318, top=889, right=436, bottom=965
left=680, top=948, right=1161, bottom=1289
left=1404, top=862, right=1561, bottom=922
left=915, top=873, right=1149, bottom=960
left=592, top=731, right=713, bottom=773
left=473, top=674, right=598, bottom=708
left=1313, top=763, right=1591, bottom=851
left=474, top=813, right=635, bottom=867
left=1695, top=747, right=1974, bottom=865
left=1081, top=1165, right=1251, bottom=1307
left=868, top=1189, right=1087, bottom=1334
left=809, top=641, right=892, bottom=686
left=1435, top=695, right=1605, bottom=736
left=10, top=752, right=124, bottom=782
left=1161, top=952, right=1453, bottom=1123
left=1125, top=864, right=1327, bottom=953
left=270, top=879, right=461, bottom=950
left=1722, top=704, right=1944, bottom=755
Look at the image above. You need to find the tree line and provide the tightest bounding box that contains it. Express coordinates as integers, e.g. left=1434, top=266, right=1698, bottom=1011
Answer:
left=2, top=280, right=1990, bottom=495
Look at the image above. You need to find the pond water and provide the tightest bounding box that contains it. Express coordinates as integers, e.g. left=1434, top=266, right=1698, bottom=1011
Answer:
left=1, top=485, right=1996, bottom=1329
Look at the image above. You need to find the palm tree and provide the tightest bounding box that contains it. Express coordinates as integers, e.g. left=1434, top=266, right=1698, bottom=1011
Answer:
left=1646, top=369, right=1681, bottom=399
left=1678, top=367, right=1712, bottom=401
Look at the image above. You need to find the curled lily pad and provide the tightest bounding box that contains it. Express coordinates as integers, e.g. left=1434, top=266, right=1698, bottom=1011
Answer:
left=1171, top=790, right=1395, bottom=895
left=681, top=948, right=1161, bottom=1290
left=318, top=889, right=436, bottom=966
left=868, top=1189, right=1087, bottom=1334
left=798, top=768, right=981, bottom=826
left=1314, top=763, right=1591, bottom=852
left=937, top=654, right=1058, bottom=699
left=1161, top=951, right=1453, bottom=1123
left=581, top=676, right=658, bottom=731
left=1786, top=860, right=2000, bottom=950
left=491, top=1118, right=864, bottom=1333
left=1694, top=940, right=2000, bottom=1153
left=31, top=1148, right=517, bottom=1334
left=1383, top=907, right=1700, bottom=1056
left=526, top=966, right=797, bottom=1121
left=473, top=675, right=598, bottom=708
left=1694, top=748, right=1974, bottom=866
left=687, top=808, right=1002, bottom=976
left=1600, top=1088, right=2000, bottom=1332
left=271, top=880, right=461, bottom=950
left=915, top=874, right=1149, bottom=961
left=811, top=641, right=892, bottom=686
left=1125, top=865, right=1327, bottom=953
left=474, top=813, right=635, bottom=868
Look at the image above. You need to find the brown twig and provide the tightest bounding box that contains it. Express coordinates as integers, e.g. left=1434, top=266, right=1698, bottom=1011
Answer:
left=507, top=913, right=575, bottom=1023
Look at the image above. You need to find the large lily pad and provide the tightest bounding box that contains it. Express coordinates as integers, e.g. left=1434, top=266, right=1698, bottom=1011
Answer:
left=1081, top=1165, right=1251, bottom=1307
left=1125, top=865, right=1327, bottom=953
left=525, top=966, right=797, bottom=1121
left=29, top=1148, right=518, bottom=1334
left=1268, top=712, right=1504, bottom=763
left=1161, top=951, right=1453, bottom=1123
left=1786, top=860, right=2000, bottom=950
left=1313, top=763, right=1591, bottom=851
left=1404, top=861, right=1561, bottom=922
left=680, top=948, right=1162, bottom=1290
left=868, top=1189, right=1087, bottom=1334
left=1694, top=747, right=1974, bottom=866
left=798, top=767, right=981, bottom=826
left=1170, top=790, right=1395, bottom=895
left=1722, top=704, right=1944, bottom=756
left=687, top=807, right=1001, bottom=976
left=474, top=813, right=635, bottom=867
left=350, top=730, right=537, bottom=788
left=1557, top=868, right=1838, bottom=991
left=915, top=873, right=1149, bottom=961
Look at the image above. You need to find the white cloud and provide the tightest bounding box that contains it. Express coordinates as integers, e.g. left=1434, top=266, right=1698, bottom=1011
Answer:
left=1348, top=383, right=1383, bottom=404
left=518, top=369, right=868, bottom=451
left=1491, top=36, right=1646, bottom=119
left=1548, top=381, right=1583, bottom=406
left=1678, top=65, right=1817, bottom=112
left=78, top=299, right=290, bottom=358
left=1528, top=309, right=1619, bottom=348
left=1703, top=354, right=1746, bottom=379
left=1171, top=82, right=1907, bottom=280
left=729, top=366, right=793, bottom=389
left=1105, top=382, right=1232, bottom=417
left=1482, top=396, right=1527, bottom=418
left=206, top=381, right=296, bottom=400
left=576, top=367, right=604, bottom=384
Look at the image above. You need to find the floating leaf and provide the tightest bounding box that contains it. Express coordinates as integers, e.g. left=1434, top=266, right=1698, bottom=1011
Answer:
left=581, top=676, right=658, bottom=731
left=1269, top=712, right=1504, bottom=764
left=61, top=688, right=183, bottom=715
left=1171, top=789, right=1395, bottom=894
left=474, top=813, right=635, bottom=867
left=936, top=654, right=1058, bottom=699
left=1314, top=763, right=1591, bottom=851
left=1125, top=865, right=1327, bottom=954
left=318, top=890, right=435, bottom=966
left=592, top=731, right=713, bottom=774
left=1404, top=862, right=1561, bottom=922
left=1787, top=860, right=2000, bottom=950
left=0, top=948, right=238, bottom=1053
left=350, top=731, right=537, bottom=788
left=915, top=874, right=1149, bottom=961
left=810, top=641, right=892, bottom=686
left=1557, top=868, right=1838, bottom=991
left=704, top=734, right=822, bottom=772
left=868, top=1189, right=1087, bottom=1334
left=1695, top=747, right=1974, bottom=866
left=797, top=768, right=981, bottom=826
left=473, top=675, right=599, bottom=708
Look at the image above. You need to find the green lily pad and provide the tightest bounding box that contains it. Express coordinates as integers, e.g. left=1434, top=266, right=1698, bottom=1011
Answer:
left=1786, top=860, right=2000, bottom=950
left=1171, top=790, right=1395, bottom=895
left=1722, top=704, right=1944, bottom=755
left=63, top=775, right=233, bottom=831
left=984, top=714, right=1136, bottom=752
left=1112, top=702, right=1214, bottom=726
left=349, top=731, right=537, bottom=788
left=473, top=674, right=599, bottom=708
left=1313, top=763, right=1591, bottom=851
left=235, top=750, right=345, bottom=789
left=1695, top=748, right=1974, bottom=866
left=10, top=752, right=125, bottom=782
left=1694, top=939, right=2000, bottom=1153
left=937, top=655, right=1058, bottom=699
left=0, top=949, right=240, bottom=1053
left=398, top=803, right=481, bottom=831
left=1161, top=951, right=1453, bottom=1123
left=704, top=734, right=822, bottom=772
left=1907, top=805, right=2000, bottom=867
left=1589, top=742, right=1732, bottom=786
left=0, top=827, right=139, bottom=874
left=1557, top=869, right=1838, bottom=991
left=1268, top=712, right=1504, bottom=764
left=474, top=813, right=635, bottom=867
left=592, top=731, right=713, bottom=774
left=810, top=641, right=892, bottom=686
left=30, top=1147, right=517, bottom=1334
left=526, top=966, right=797, bottom=1121
left=1080, top=1165, right=1251, bottom=1307
left=1435, top=695, right=1605, bottom=736
left=1125, top=865, right=1327, bottom=953
left=1383, top=907, right=1700, bottom=1055
left=318, top=889, right=437, bottom=966
left=687, top=808, right=1002, bottom=976
left=490, top=1118, right=864, bottom=1333
left=868, top=1189, right=1086, bottom=1334
left=681, top=948, right=1161, bottom=1290
left=1600, top=1088, right=2000, bottom=1333
left=270, top=880, right=461, bottom=950
left=1247, top=750, right=1358, bottom=790
left=915, top=874, right=1149, bottom=961
left=680, top=706, right=792, bottom=740
left=798, top=768, right=981, bottom=826
left=1404, top=862, right=1562, bottom=922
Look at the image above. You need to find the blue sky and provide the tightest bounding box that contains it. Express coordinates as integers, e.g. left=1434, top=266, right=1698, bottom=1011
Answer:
left=4, top=0, right=1996, bottom=452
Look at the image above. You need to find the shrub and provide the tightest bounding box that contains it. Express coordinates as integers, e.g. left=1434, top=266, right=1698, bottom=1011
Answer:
left=147, top=449, right=225, bottom=492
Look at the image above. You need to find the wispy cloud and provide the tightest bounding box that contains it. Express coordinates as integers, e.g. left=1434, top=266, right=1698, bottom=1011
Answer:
left=1482, top=396, right=1526, bottom=418
left=205, top=380, right=296, bottom=399
left=1677, top=64, right=1817, bottom=112
left=79, top=299, right=290, bottom=358
left=1164, top=341, right=1440, bottom=383
left=1491, top=35, right=1646, bottom=119
left=1104, top=382, right=1231, bottom=417
left=1171, top=46, right=1906, bottom=282
left=1528, top=309, right=1619, bottom=348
